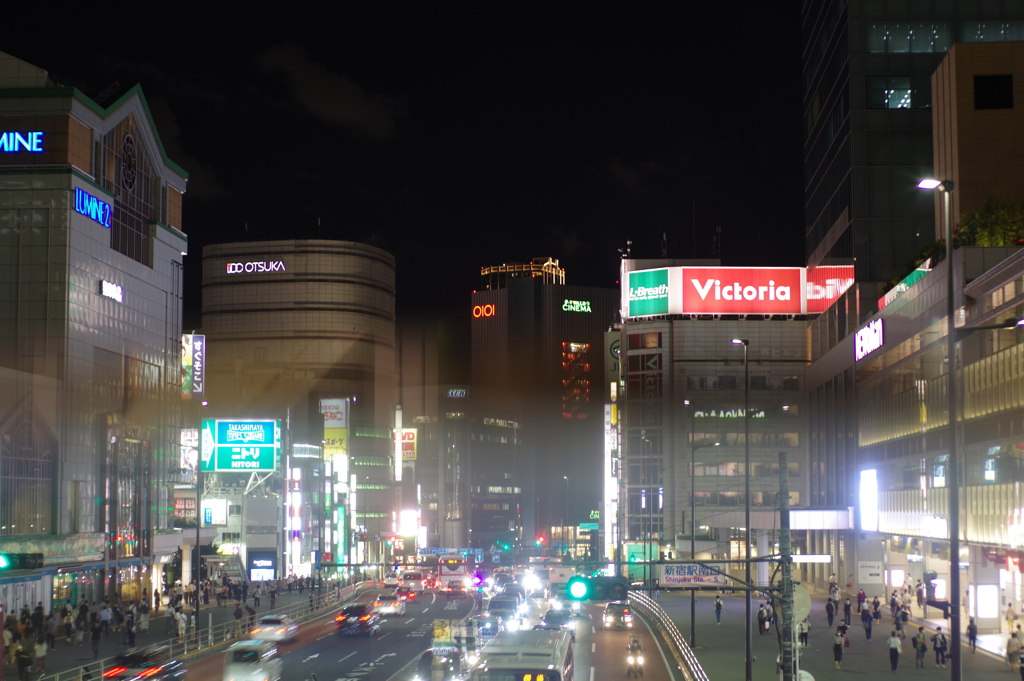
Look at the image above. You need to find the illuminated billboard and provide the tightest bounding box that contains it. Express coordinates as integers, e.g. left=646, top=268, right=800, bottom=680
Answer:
left=180, top=428, right=199, bottom=486
left=400, top=428, right=417, bottom=460
left=181, top=334, right=205, bottom=398
left=200, top=419, right=281, bottom=472
left=622, top=265, right=854, bottom=318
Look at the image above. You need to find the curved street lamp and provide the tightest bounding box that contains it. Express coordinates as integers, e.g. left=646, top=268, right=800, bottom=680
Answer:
left=730, top=338, right=751, bottom=681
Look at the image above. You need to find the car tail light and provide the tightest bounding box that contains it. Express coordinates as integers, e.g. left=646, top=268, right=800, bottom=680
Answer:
left=359, top=614, right=372, bottom=621
left=138, top=667, right=166, bottom=678
left=392, top=601, right=400, bottom=607
left=336, top=615, right=348, bottom=622
left=251, top=628, right=262, bottom=634
left=102, top=668, right=128, bottom=678
left=275, top=627, right=287, bottom=634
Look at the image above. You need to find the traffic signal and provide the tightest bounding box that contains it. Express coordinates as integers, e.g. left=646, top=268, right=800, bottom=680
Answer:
left=535, top=536, right=545, bottom=547
left=501, top=543, right=511, bottom=551
left=0, top=553, right=43, bottom=570
left=566, top=576, right=591, bottom=600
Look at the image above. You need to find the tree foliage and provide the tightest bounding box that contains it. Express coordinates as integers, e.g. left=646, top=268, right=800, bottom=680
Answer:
left=956, top=197, right=1024, bottom=247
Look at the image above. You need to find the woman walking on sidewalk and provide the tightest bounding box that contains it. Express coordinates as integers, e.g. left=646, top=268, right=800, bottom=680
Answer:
left=1008, top=632, right=1021, bottom=670
left=832, top=629, right=848, bottom=669
left=886, top=631, right=903, bottom=671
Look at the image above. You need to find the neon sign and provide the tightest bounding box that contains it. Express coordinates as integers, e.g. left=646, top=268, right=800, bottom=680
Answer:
left=0, top=131, right=43, bottom=153
left=562, top=299, right=592, bottom=312
left=74, top=188, right=112, bottom=228
left=226, top=261, right=286, bottom=274
left=472, top=304, right=496, bottom=318
left=854, top=319, right=884, bottom=361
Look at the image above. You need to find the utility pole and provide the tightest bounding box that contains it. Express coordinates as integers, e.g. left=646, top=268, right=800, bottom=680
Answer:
left=779, top=451, right=796, bottom=681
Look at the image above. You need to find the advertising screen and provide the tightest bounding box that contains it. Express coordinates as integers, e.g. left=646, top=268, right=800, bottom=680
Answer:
left=200, top=419, right=281, bottom=472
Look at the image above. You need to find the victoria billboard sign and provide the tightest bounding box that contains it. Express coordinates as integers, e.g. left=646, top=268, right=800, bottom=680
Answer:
left=623, top=265, right=853, bottom=318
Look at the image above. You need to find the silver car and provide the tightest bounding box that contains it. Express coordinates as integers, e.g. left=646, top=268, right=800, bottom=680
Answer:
left=249, top=615, right=299, bottom=643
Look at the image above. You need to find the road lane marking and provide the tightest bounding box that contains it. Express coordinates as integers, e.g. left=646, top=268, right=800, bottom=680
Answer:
left=422, top=608, right=429, bottom=614
left=377, top=632, right=392, bottom=640
left=590, top=667, right=594, bottom=681
left=405, top=618, right=416, bottom=624
left=339, top=652, right=356, bottom=663
left=592, top=643, right=595, bottom=652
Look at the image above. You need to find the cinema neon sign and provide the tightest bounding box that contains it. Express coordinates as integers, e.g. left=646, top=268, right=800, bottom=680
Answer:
left=472, top=304, right=496, bottom=318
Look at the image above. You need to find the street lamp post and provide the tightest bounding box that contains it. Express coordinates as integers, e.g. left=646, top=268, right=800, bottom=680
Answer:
left=918, top=179, right=962, bottom=681
left=684, top=399, right=724, bottom=647
left=731, top=338, right=751, bottom=681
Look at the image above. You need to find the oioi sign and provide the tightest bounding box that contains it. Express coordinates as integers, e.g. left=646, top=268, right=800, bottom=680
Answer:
left=200, top=419, right=281, bottom=472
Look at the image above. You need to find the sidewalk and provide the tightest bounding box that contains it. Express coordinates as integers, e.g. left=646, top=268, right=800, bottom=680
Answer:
left=5, top=582, right=349, bottom=679
left=653, top=589, right=1011, bottom=681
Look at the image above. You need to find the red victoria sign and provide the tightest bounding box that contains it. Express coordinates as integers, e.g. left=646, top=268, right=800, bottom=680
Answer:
left=681, top=267, right=805, bottom=315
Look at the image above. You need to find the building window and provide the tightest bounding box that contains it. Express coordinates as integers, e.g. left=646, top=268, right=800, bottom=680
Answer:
left=561, top=342, right=591, bottom=419
left=867, top=75, right=931, bottom=109
left=627, top=333, right=661, bottom=350
left=222, top=532, right=241, bottom=542
left=865, top=22, right=952, bottom=53
left=229, top=504, right=242, bottom=516
left=975, top=75, right=1013, bottom=110
left=102, top=115, right=158, bottom=267
left=959, top=20, right=1024, bottom=44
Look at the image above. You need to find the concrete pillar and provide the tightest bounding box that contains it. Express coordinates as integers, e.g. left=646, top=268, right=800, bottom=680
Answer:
left=757, top=529, right=769, bottom=586
left=180, top=545, right=192, bottom=585
left=970, top=544, right=1002, bottom=634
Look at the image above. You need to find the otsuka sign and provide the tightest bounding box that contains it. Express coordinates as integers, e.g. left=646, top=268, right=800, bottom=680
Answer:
left=625, top=266, right=805, bottom=317
left=225, top=261, right=286, bottom=274
left=624, top=265, right=854, bottom=317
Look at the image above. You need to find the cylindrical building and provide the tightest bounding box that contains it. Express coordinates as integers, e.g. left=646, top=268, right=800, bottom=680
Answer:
left=201, top=239, right=396, bottom=574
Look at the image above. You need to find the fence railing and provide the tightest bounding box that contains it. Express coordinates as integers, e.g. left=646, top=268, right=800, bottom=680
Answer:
left=38, top=581, right=376, bottom=681
left=628, top=590, right=709, bottom=681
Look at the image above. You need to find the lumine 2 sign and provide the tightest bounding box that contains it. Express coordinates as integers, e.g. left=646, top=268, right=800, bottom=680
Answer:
left=74, top=188, right=112, bottom=228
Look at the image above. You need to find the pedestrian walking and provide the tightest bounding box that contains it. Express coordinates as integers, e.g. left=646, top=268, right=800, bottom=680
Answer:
left=175, top=609, right=187, bottom=642
left=861, top=607, right=873, bottom=640
left=165, top=605, right=175, bottom=635
left=139, top=601, right=150, bottom=632
left=33, top=637, right=47, bottom=673
left=233, top=603, right=244, bottom=637
left=912, top=627, right=928, bottom=668
left=1009, top=632, right=1022, bottom=670
left=246, top=604, right=256, bottom=629
left=826, top=598, right=835, bottom=627
left=253, top=587, right=261, bottom=608
left=931, top=627, right=948, bottom=668
left=857, top=589, right=866, bottom=613
left=967, top=617, right=978, bottom=653
left=154, top=588, right=161, bottom=613
left=90, top=619, right=102, bottom=659
left=125, top=614, right=136, bottom=648
left=757, top=604, right=767, bottom=635
left=887, top=631, right=902, bottom=671
left=1011, top=605, right=1019, bottom=633
left=714, top=596, right=723, bottom=624
left=796, top=618, right=810, bottom=647
left=63, top=611, right=74, bottom=642
left=832, top=629, right=847, bottom=669
left=843, top=599, right=852, bottom=626
left=14, top=641, right=31, bottom=681
left=270, top=589, right=277, bottom=609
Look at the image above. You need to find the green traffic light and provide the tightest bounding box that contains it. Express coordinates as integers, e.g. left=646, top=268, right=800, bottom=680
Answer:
left=569, top=580, right=588, bottom=599
left=0, top=555, right=9, bottom=569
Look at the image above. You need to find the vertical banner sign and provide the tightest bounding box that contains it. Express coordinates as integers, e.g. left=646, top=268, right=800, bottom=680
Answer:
left=181, top=334, right=205, bottom=398
left=320, top=399, right=350, bottom=463
left=401, top=428, right=418, bottom=460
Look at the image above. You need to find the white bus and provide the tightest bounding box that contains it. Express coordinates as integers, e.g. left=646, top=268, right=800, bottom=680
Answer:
left=471, top=630, right=574, bottom=681
left=400, top=569, right=426, bottom=591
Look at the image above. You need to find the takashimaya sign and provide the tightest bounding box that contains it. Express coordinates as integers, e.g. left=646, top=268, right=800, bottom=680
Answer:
left=854, top=319, right=884, bottom=361
left=226, top=261, right=286, bottom=274
left=201, top=419, right=281, bottom=472
left=562, top=299, right=592, bottom=312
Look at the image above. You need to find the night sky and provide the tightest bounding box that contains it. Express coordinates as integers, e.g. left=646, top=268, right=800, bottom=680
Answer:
left=6, top=10, right=804, bottom=361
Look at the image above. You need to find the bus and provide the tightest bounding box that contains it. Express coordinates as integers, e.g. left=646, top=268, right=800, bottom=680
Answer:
left=439, top=555, right=469, bottom=586
left=471, top=630, right=574, bottom=681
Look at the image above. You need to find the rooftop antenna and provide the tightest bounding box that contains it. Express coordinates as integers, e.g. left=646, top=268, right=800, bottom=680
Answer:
left=617, top=239, right=633, bottom=260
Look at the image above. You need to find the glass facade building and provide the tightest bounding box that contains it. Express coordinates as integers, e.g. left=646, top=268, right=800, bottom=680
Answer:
left=0, top=53, right=189, bottom=610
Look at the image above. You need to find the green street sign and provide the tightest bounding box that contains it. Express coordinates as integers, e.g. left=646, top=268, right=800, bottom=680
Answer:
left=627, top=268, right=670, bottom=317
left=579, top=522, right=599, bottom=530
left=201, top=419, right=281, bottom=472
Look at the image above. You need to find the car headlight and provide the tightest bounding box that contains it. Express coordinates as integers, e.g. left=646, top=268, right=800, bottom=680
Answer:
left=637, top=656, right=644, bottom=664
left=628, top=656, right=635, bottom=664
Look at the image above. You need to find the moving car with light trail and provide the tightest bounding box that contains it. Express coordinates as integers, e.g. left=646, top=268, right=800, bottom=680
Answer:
left=249, top=615, right=298, bottom=642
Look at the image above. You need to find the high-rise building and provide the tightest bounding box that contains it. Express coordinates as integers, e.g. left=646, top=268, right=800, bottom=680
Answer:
left=0, top=52, right=189, bottom=609
left=470, top=258, right=619, bottom=553
left=802, top=2, right=1024, bottom=283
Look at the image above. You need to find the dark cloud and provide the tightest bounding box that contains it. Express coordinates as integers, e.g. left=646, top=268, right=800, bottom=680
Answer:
left=146, top=97, right=229, bottom=200
left=260, top=42, right=401, bottom=140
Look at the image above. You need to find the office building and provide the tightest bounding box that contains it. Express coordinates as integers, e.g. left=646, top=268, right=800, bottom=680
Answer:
left=0, top=52, right=189, bottom=609
left=471, top=258, right=619, bottom=552
left=802, top=2, right=1024, bottom=283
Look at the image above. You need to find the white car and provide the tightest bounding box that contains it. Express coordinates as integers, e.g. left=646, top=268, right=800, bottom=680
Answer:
left=249, top=615, right=299, bottom=642
left=383, top=575, right=400, bottom=587
left=224, top=640, right=282, bottom=681
left=374, top=592, right=407, bottom=615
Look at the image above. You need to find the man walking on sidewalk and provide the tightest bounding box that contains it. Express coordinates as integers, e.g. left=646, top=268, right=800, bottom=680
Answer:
left=714, top=596, right=723, bottom=624
left=826, top=598, right=836, bottom=627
